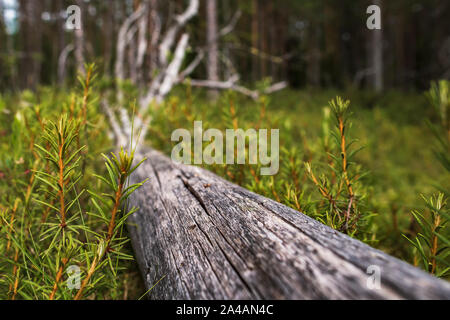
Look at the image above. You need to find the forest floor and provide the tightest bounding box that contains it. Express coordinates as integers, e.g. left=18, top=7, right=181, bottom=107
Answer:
left=1, top=85, right=448, bottom=299
left=149, top=87, right=449, bottom=262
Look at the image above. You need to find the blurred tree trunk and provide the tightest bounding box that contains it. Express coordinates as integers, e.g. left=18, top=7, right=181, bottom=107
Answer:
left=147, top=0, right=160, bottom=80
left=222, top=0, right=234, bottom=80
left=251, top=0, right=259, bottom=81
left=103, top=1, right=115, bottom=76
left=0, top=1, right=6, bottom=86
left=278, top=9, right=288, bottom=81
left=268, top=0, right=277, bottom=81
left=127, top=0, right=141, bottom=84
left=306, top=24, right=321, bottom=87
left=54, top=0, right=66, bottom=84
left=74, top=0, right=85, bottom=74
left=259, top=0, right=267, bottom=79
left=392, top=10, right=406, bottom=88
left=0, top=2, right=4, bottom=37
left=436, top=2, right=450, bottom=80
left=206, top=0, right=219, bottom=98
left=367, top=0, right=383, bottom=92
left=18, top=0, right=43, bottom=90
left=0, top=2, right=4, bottom=42
left=324, top=1, right=340, bottom=86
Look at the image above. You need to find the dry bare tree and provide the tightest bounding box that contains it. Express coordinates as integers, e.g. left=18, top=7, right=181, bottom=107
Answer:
left=104, top=0, right=287, bottom=150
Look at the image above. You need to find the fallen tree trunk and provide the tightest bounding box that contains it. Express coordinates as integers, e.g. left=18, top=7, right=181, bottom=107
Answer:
left=127, top=148, right=450, bottom=300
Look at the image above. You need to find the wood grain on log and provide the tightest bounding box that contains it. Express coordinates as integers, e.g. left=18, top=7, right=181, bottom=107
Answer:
left=127, top=149, right=450, bottom=300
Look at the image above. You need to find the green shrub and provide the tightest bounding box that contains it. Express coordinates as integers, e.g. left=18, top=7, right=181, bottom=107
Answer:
left=0, top=66, right=147, bottom=299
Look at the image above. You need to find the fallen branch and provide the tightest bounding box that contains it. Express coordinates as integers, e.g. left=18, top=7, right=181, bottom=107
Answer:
left=188, top=77, right=288, bottom=100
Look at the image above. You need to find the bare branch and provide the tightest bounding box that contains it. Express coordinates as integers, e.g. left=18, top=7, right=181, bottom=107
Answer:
left=149, top=4, right=162, bottom=72
left=218, top=10, right=242, bottom=38
left=140, top=72, right=164, bottom=109
left=101, top=100, right=128, bottom=147
left=120, top=108, right=133, bottom=142
left=177, top=10, right=242, bottom=82
left=188, top=76, right=287, bottom=101
left=188, top=74, right=239, bottom=89
left=115, top=5, right=146, bottom=80
left=264, top=81, right=288, bottom=94
left=57, top=44, right=74, bottom=83
left=158, top=0, right=199, bottom=66
left=107, top=2, right=285, bottom=149
left=127, top=24, right=139, bottom=83
left=157, top=33, right=190, bottom=101
left=177, top=50, right=205, bottom=81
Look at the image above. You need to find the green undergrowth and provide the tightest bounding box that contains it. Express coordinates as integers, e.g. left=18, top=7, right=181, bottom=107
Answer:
left=0, top=66, right=147, bottom=299
left=148, top=84, right=450, bottom=277
left=0, top=72, right=448, bottom=300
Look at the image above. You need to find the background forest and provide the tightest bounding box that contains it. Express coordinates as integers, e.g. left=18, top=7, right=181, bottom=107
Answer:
left=0, top=0, right=450, bottom=90
left=0, top=0, right=449, bottom=299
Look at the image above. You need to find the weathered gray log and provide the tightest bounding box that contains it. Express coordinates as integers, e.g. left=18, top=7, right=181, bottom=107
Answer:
left=127, top=148, right=450, bottom=300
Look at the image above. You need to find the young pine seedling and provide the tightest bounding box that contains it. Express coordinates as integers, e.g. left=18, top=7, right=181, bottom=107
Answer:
left=404, top=193, right=450, bottom=278
left=305, top=97, right=371, bottom=236
left=0, top=115, right=147, bottom=300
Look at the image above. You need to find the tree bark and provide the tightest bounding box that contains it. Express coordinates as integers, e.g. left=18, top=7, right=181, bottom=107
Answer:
left=127, top=148, right=450, bottom=300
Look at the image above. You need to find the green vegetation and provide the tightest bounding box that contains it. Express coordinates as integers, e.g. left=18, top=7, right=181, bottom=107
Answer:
left=1, top=0, right=448, bottom=300
left=0, top=74, right=449, bottom=299
left=0, top=67, right=147, bottom=300
left=149, top=83, right=450, bottom=276
left=403, top=80, right=450, bottom=277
